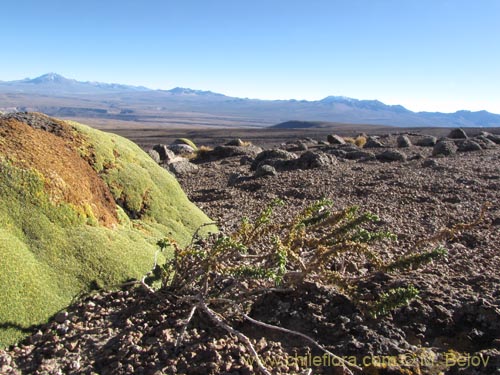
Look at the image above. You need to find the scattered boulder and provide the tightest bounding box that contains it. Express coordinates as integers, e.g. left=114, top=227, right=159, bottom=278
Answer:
left=337, top=143, right=360, bottom=151
left=397, top=135, right=412, bottom=148
left=364, top=137, right=384, bottom=148
left=251, top=149, right=298, bottom=170
left=376, top=150, right=407, bottom=162
left=225, top=139, right=246, bottom=147
left=152, top=144, right=179, bottom=163
left=328, top=149, right=348, bottom=159
left=327, top=134, right=345, bottom=145
left=254, top=164, right=278, bottom=178
left=457, top=139, right=482, bottom=152
left=168, top=143, right=195, bottom=156
left=239, top=155, right=254, bottom=165
left=297, top=142, right=309, bottom=151
left=481, top=131, right=500, bottom=144
left=345, top=150, right=376, bottom=161
left=284, top=142, right=308, bottom=152
left=304, top=137, right=318, bottom=144
left=474, top=135, right=497, bottom=149
left=208, top=144, right=263, bottom=159
left=448, top=128, right=468, bottom=139
left=252, top=149, right=334, bottom=171
left=407, top=152, right=423, bottom=161
left=168, top=160, right=199, bottom=176
left=416, top=136, right=437, bottom=147
left=432, top=140, right=458, bottom=156
left=291, top=151, right=335, bottom=169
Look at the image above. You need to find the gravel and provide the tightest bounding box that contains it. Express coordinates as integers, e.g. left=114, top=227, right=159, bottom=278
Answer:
left=2, top=133, right=499, bottom=375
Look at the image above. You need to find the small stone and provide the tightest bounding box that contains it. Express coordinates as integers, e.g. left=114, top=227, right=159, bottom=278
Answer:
left=55, top=311, right=68, bottom=323
left=254, top=164, right=277, bottom=178
left=339, top=316, right=351, bottom=324
left=65, top=341, right=79, bottom=352
left=422, top=159, right=438, bottom=168
left=225, top=138, right=245, bottom=146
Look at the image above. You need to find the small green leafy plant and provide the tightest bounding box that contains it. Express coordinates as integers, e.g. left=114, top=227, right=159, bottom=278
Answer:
left=370, top=285, right=420, bottom=318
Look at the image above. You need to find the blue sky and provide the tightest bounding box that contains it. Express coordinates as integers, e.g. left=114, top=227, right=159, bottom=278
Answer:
left=1, top=0, right=499, bottom=113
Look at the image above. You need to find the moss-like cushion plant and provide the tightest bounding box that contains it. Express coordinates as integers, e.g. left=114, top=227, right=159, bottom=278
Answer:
left=0, top=113, right=216, bottom=347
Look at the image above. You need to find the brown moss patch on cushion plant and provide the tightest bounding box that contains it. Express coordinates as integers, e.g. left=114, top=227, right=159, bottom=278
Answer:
left=0, top=117, right=117, bottom=226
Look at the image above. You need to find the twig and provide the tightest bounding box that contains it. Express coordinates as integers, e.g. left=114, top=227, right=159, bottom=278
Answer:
left=140, top=245, right=165, bottom=293
left=242, top=313, right=362, bottom=374
left=189, top=222, right=218, bottom=247
left=175, top=305, right=197, bottom=348
left=198, top=301, right=272, bottom=375
left=140, top=278, right=155, bottom=293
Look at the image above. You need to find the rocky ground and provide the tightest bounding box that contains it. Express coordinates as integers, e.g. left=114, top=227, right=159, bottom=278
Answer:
left=1, top=129, right=500, bottom=375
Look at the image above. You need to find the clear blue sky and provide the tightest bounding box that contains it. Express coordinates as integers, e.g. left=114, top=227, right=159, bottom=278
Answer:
left=1, top=0, right=499, bottom=113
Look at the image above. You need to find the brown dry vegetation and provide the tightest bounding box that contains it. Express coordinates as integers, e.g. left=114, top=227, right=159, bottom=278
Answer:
left=0, top=118, right=117, bottom=226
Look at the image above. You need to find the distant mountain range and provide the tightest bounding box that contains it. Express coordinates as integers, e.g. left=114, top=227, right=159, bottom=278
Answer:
left=1, top=73, right=499, bottom=128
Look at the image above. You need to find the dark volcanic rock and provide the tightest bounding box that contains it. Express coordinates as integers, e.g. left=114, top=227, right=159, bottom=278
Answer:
left=345, top=150, right=376, bottom=161
left=291, top=151, right=336, bottom=169
left=168, top=143, right=195, bottom=155
left=416, top=136, right=438, bottom=147
left=253, top=150, right=334, bottom=171
left=364, top=137, right=384, bottom=148
left=225, top=138, right=246, bottom=146
left=2, top=112, right=66, bottom=135
left=210, top=144, right=263, bottom=159
left=168, top=160, right=199, bottom=176
left=457, top=139, right=483, bottom=152
left=481, top=132, right=500, bottom=144
left=448, top=128, right=468, bottom=139
left=254, top=164, right=277, bottom=178
left=397, top=135, right=412, bottom=148
left=251, top=149, right=298, bottom=170
left=474, top=135, right=498, bottom=149
left=377, top=150, right=407, bottom=162
left=152, top=144, right=177, bottom=163
left=328, top=149, right=348, bottom=159
left=147, top=149, right=161, bottom=163
left=327, top=134, right=345, bottom=145
left=432, top=140, right=458, bottom=156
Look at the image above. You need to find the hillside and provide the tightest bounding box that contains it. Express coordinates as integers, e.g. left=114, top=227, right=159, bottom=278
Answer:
left=1, top=129, right=499, bottom=374
left=0, top=113, right=216, bottom=347
left=1, top=74, right=500, bottom=128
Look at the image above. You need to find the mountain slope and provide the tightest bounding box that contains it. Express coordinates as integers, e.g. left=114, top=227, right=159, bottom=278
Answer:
left=1, top=73, right=499, bottom=127
left=0, top=113, right=216, bottom=347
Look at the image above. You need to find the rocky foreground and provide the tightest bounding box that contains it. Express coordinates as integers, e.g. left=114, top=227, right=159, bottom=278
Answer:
left=1, top=129, right=500, bottom=375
